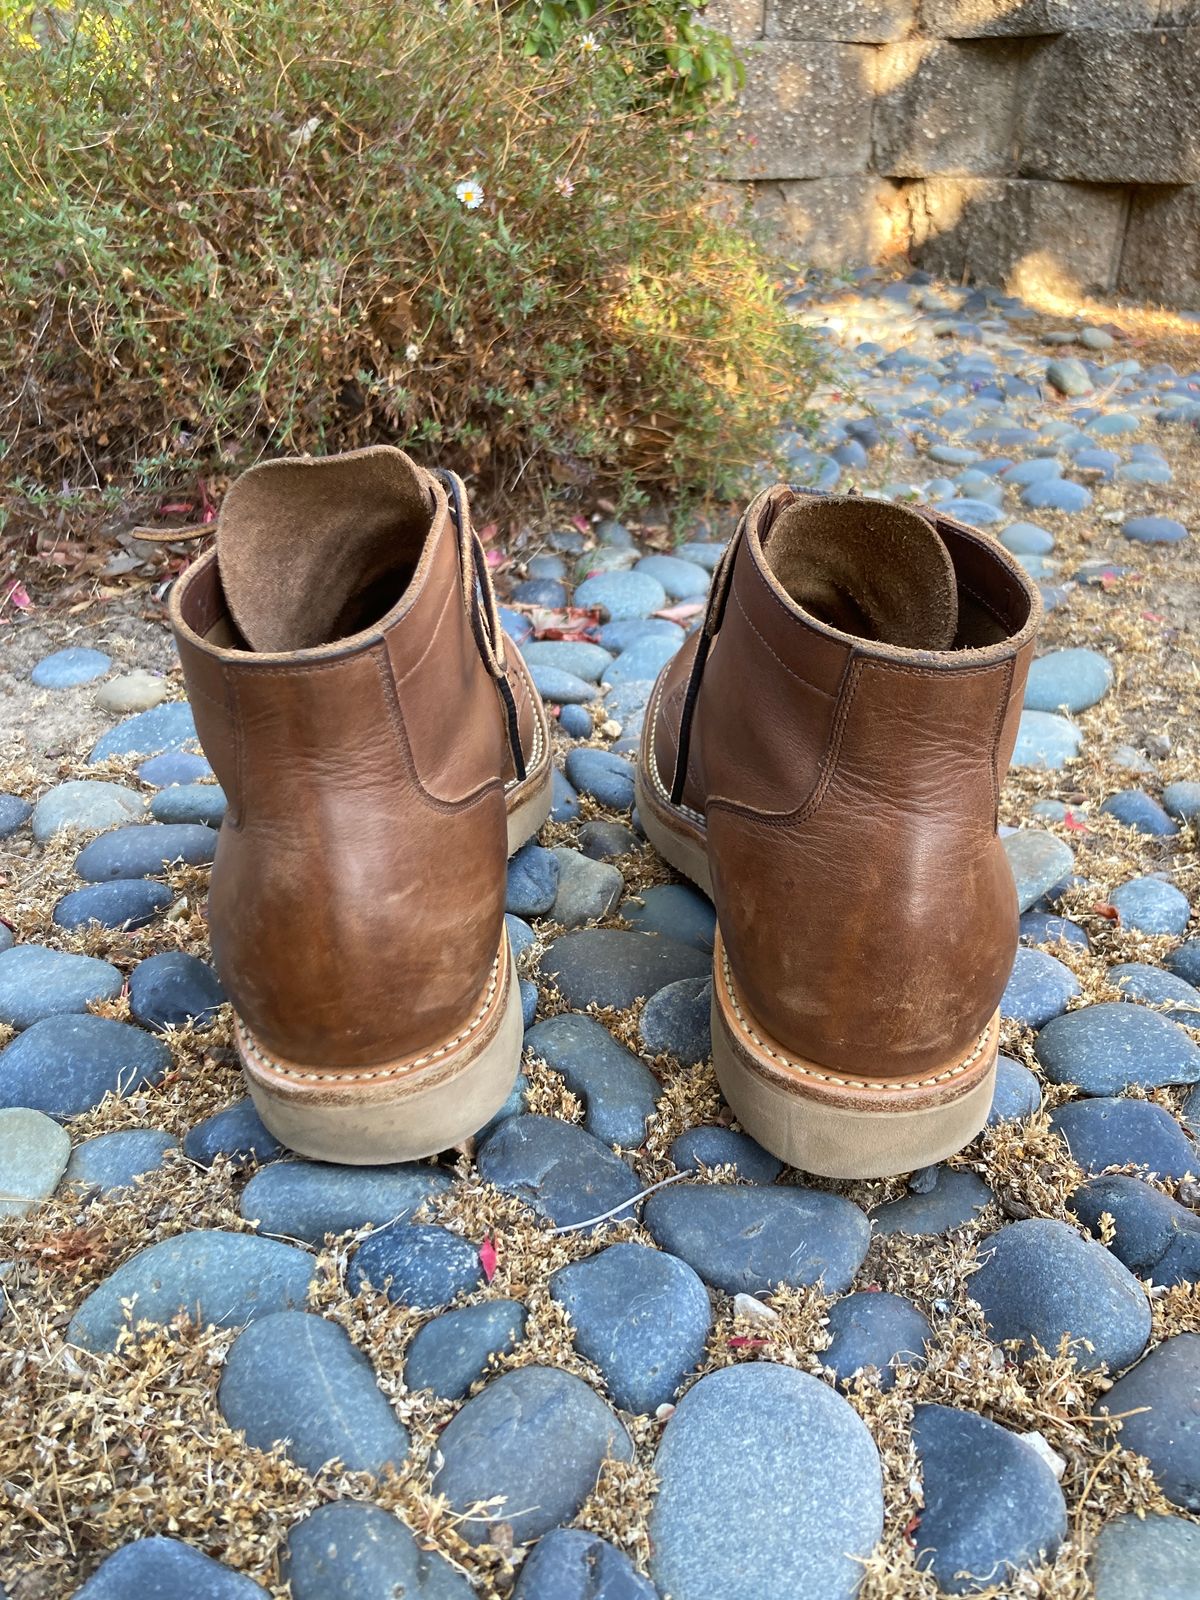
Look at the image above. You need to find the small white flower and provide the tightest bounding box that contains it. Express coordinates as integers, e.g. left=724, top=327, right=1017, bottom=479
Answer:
left=454, top=178, right=484, bottom=209
left=405, top=342, right=421, bottom=363
left=554, top=173, right=575, bottom=197
left=579, top=30, right=599, bottom=54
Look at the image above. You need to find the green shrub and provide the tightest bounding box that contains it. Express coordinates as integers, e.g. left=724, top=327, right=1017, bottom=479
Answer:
left=514, top=1, right=743, bottom=107
left=0, top=0, right=815, bottom=519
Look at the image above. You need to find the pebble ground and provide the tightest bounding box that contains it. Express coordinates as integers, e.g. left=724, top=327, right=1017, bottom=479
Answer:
left=2, top=270, right=1200, bottom=1599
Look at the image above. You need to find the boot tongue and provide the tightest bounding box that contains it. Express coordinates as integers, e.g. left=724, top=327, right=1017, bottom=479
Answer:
left=761, top=496, right=959, bottom=650
left=216, top=446, right=435, bottom=653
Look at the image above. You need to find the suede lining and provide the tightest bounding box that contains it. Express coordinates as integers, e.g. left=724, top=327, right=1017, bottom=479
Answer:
left=216, top=445, right=434, bottom=652
left=760, top=498, right=959, bottom=651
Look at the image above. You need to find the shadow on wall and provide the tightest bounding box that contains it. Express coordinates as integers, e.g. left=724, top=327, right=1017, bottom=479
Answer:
left=707, top=0, right=1200, bottom=308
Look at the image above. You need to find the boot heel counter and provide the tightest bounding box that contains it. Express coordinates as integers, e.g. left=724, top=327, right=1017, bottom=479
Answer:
left=713, top=652, right=1022, bottom=1079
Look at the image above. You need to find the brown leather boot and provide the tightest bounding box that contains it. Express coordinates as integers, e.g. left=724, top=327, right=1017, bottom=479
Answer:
left=169, top=447, right=551, bottom=1163
left=636, top=489, right=1041, bottom=1178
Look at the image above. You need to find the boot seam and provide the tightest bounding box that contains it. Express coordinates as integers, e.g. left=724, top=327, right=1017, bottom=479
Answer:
left=731, top=583, right=841, bottom=694
left=374, top=645, right=502, bottom=815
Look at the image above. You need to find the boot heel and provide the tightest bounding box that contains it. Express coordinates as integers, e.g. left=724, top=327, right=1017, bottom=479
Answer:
left=710, top=931, right=998, bottom=1180
left=237, top=939, right=523, bottom=1165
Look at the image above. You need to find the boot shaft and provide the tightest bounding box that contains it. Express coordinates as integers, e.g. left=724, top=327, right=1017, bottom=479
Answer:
left=667, top=488, right=1041, bottom=1080
left=168, top=449, right=517, bottom=1072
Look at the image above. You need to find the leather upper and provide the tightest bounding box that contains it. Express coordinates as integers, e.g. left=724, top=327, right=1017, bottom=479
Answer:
left=648, top=487, right=1042, bottom=1081
left=170, top=451, right=535, bottom=1072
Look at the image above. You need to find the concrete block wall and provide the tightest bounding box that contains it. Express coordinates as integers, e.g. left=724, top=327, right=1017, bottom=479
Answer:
left=706, top=0, right=1200, bottom=305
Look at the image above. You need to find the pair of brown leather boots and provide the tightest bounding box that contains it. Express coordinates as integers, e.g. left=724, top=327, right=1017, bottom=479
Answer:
left=170, top=447, right=1041, bottom=1180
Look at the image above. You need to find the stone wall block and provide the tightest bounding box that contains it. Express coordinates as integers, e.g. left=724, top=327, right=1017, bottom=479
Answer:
left=873, top=38, right=1023, bottom=176
left=704, top=0, right=767, bottom=41
left=722, top=43, right=876, bottom=179
left=764, top=0, right=917, bottom=40
left=1119, top=185, right=1200, bottom=305
left=920, top=1, right=1157, bottom=36
left=1019, top=29, right=1200, bottom=183
left=750, top=176, right=912, bottom=264
left=911, top=177, right=1128, bottom=295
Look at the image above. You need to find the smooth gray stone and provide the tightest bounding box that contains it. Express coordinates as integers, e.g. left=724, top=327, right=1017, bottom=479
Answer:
left=0, top=794, right=31, bottom=838
left=505, top=913, right=536, bottom=960
left=30, top=645, right=111, bottom=688
left=1003, top=831, right=1075, bottom=914
left=604, top=632, right=681, bottom=686
left=643, top=1183, right=870, bottom=1295
left=1101, top=789, right=1179, bottom=836
left=574, top=571, right=667, bottom=621
left=1000, top=946, right=1080, bottom=1028
left=240, top=1159, right=452, bottom=1244
left=564, top=747, right=635, bottom=810
left=911, top=1404, right=1067, bottom=1595
left=30, top=779, right=144, bottom=842
left=54, top=879, right=172, bottom=932
left=1163, top=781, right=1200, bottom=823
left=512, top=1528, right=656, bottom=1600
left=522, top=1013, right=659, bottom=1148
left=550, top=847, right=623, bottom=928
left=1024, top=648, right=1113, bottom=713
left=1035, top=1003, right=1200, bottom=1095
left=1097, top=1335, right=1200, bottom=1510
left=872, top=1169, right=993, bottom=1236
left=669, top=1125, right=783, bottom=1184
left=68, top=1229, right=317, bottom=1352
left=284, top=1502, right=473, bottom=1600
left=73, top=1537, right=269, bottom=1598
left=64, top=1130, right=178, bottom=1196
left=433, top=1365, right=633, bottom=1544
left=621, top=883, right=715, bottom=952
left=987, top=1055, right=1042, bottom=1125
left=350, top=1221, right=483, bottom=1309
left=185, top=1098, right=283, bottom=1169
left=521, top=640, right=614, bottom=683
left=507, top=842, right=560, bottom=918
left=1051, top=1099, right=1198, bottom=1180
left=75, top=822, right=217, bottom=881
left=1073, top=1175, right=1200, bottom=1287
left=0, top=1107, right=70, bottom=1220
left=139, top=749, right=213, bottom=786
left=219, top=1311, right=409, bottom=1474
left=638, top=976, right=711, bottom=1065
left=577, top=819, right=639, bottom=861
left=405, top=1300, right=528, bottom=1401
left=824, top=1291, right=931, bottom=1392
left=88, top=700, right=197, bottom=763
left=550, top=1241, right=712, bottom=1413
left=540, top=929, right=709, bottom=1010
left=150, top=782, right=227, bottom=827
left=0, top=944, right=122, bottom=1031
left=634, top=553, right=709, bottom=599
left=529, top=663, right=598, bottom=705
left=971, top=1217, right=1150, bottom=1373
left=1090, top=1512, right=1200, bottom=1600
left=1011, top=710, right=1082, bottom=770
left=1110, top=877, right=1190, bottom=937
left=477, top=1115, right=640, bottom=1234
left=129, top=950, right=225, bottom=1031
left=0, top=1013, right=171, bottom=1117
left=1111, top=962, right=1200, bottom=1026
left=649, top=1363, right=883, bottom=1600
